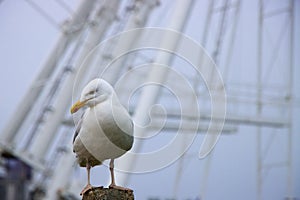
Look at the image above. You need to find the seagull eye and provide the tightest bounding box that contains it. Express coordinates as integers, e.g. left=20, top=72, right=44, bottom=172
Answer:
left=88, top=91, right=95, bottom=95
left=87, top=88, right=99, bottom=96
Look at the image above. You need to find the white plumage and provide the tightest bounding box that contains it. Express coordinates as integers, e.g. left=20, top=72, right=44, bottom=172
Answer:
left=70, top=78, right=133, bottom=195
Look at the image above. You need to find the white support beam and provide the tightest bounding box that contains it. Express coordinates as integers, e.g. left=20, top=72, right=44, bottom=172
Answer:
left=154, top=112, right=289, bottom=127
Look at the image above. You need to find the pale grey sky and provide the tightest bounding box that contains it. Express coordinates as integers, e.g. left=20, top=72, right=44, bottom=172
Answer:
left=0, top=1, right=299, bottom=200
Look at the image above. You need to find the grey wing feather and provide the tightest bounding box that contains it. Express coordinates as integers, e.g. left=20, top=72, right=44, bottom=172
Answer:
left=72, top=113, right=84, bottom=143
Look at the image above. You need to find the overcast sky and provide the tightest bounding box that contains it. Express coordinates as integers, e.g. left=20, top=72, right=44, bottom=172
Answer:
left=0, top=0, right=299, bottom=200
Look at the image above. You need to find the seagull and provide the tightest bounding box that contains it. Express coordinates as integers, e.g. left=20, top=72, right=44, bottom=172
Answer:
left=70, top=78, right=134, bottom=195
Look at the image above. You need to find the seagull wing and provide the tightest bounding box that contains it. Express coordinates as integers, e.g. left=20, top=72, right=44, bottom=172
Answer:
left=99, top=104, right=134, bottom=151
left=73, top=112, right=85, bottom=144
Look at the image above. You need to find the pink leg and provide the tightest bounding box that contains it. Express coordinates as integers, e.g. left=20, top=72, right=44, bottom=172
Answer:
left=109, top=159, right=116, bottom=187
left=80, top=161, right=93, bottom=195
left=109, top=159, right=132, bottom=191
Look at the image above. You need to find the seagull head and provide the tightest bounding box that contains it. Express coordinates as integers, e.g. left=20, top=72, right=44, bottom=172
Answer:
left=70, top=78, right=113, bottom=114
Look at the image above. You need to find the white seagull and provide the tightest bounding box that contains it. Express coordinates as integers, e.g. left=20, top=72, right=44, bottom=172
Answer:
left=70, top=78, right=134, bottom=195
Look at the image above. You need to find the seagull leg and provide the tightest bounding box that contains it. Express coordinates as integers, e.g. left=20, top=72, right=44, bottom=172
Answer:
left=80, top=161, right=93, bottom=195
left=109, top=159, right=116, bottom=187
left=109, top=159, right=132, bottom=191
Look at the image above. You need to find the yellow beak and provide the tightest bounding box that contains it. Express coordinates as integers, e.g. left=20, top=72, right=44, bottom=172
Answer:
left=70, top=100, right=87, bottom=114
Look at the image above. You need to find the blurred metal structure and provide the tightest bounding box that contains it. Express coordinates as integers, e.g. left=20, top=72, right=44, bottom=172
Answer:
left=117, top=0, right=197, bottom=187
left=1, top=0, right=97, bottom=147
left=256, top=0, right=295, bottom=199
left=192, top=1, right=241, bottom=199
left=0, top=0, right=296, bottom=199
